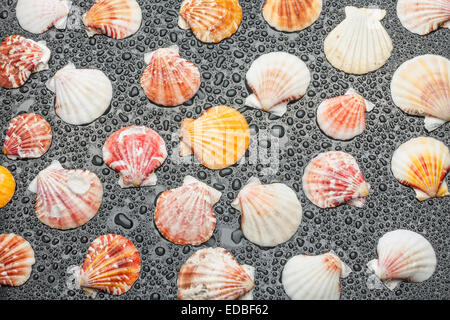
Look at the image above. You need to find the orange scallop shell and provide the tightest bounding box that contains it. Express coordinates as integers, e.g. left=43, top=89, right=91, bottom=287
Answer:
left=0, top=166, right=15, bottom=208
left=179, top=106, right=250, bottom=170
left=3, top=113, right=52, bottom=160
left=154, top=176, right=221, bottom=245
left=0, top=234, right=35, bottom=287
left=177, top=247, right=254, bottom=300
left=78, top=234, right=141, bottom=295
left=140, top=46, right=201, bottom=107
left=0, top=35, right=50, bottom=88
left=262, top=0, right=323, bottom=32
left=83, top=0, right=142, bottom=39
left=179, top=0, right=242, bottom=43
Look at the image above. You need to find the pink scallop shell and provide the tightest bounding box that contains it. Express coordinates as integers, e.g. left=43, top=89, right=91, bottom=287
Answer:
left=103, top=126, right=167, bottom=188
left=302, top=151, right=370, bottom=208
left=154, top=176, right=221, bottom=245
left=3, top=113, right=52, bottom=160
left=177, top=247, right=254, bottom=300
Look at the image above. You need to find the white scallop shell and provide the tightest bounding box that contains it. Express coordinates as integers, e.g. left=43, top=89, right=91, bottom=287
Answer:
left=46, top=62, right=113, bottom=125
left=302, top=151, right=370, bottom=208
left=282, top=251, right=351, bottom=300
left=245, top=52, right=311, bottom=116
left=82, top=0, right=142, bottom=39
left=397, top=0, right=450, bottom=35
left=16, top=0, right=71, bottom=34
left=367, top=229, right=437, bottom=290
left=231, top=177, right=302, bottom=247
left=391, top=54, right=450, bottom=132
left=324, top=6, right=393, bottom=75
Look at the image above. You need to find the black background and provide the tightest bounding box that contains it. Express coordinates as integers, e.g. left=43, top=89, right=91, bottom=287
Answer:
left=0, top=0, right=449, bottom=300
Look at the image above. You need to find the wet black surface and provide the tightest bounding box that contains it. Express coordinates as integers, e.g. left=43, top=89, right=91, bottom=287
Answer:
left=0, top=0, right=449, bottom=300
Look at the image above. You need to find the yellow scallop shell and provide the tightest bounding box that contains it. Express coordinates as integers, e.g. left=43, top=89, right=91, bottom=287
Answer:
left=0, top=166, right=15, bottom=208
left=391, top=137, right=450, bottom=201
left=179, top=106, right=250, bottom=170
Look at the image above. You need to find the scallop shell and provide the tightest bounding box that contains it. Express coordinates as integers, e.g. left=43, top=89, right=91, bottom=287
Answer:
left=0, top=35, right=51, bottom=88
left=302, top=151, right=370, bottom=208
left=391, top=137, right=450, bottom=201
left=82, top=0, right=142, bottom=39
left=397, top=0, right=450, bottom=35
left=3, top=113, right=52, bottom=160
left=367, top=229, right=437, bottom=290
left=324, top=6, right=393, bottom=75
left=239, top=264, right=255, bottom=300
left=262, top=0, right=323, bottom=32
left=140, top=45, right=201, bottom=107
left=46, top=62, right=113, bottom=125
left=28, top=160, right=103, bottom=230
left=179, top=106, right=250, bottom=170
left=178, top=0, right=242, bottom=43
left=390, top=54, right=450, bottom=132
left=316, top=88, right=374, bottom=140
left=0, top=234, right=35, bottom=287
left=282, top=251, right=349, bottom=300
left=177, top=247, right=254, bottom=300
left=16, top=0, right=71, bottom=34
left=231, top=177, right=302, bottom=247
left=0, top=166, right=15, bottom=208
left=154, top=176, right=221, bottom=245
left=67, top=234, right=141, bottom=296
left=103, top=126, right=167, bottom=188
left=245, top=52, right=311, bottom=116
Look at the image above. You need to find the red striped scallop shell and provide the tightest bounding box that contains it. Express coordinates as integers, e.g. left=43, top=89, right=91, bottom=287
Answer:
left=3, top=113, right=52, bottom=160
left=140, top=46, right=201, bottom=107
left=28, top=161, right=103, bottom=230
left=316, top=89, right=374, bottom=140
left=72, top=234, right=141, bottom=296
left=0, top=35, right=50, bottom=88
left=0, top=233, right=35, bottom=287
left=103, top=126, right=168, bottom=188
left=154, top=176, right=221, bottom=245
left=178, top=247, right=254, bottom=300
left=302, top=151, right=370, bottom=208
